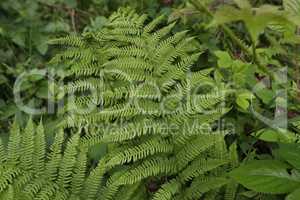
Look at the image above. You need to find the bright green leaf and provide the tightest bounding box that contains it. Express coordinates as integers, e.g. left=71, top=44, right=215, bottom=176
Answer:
left=252, top=128, right=297, bottom=143
left=230, top=160, right=300, bottom=194
left=215, top=51, right=233, bottom=68
left=236, top=96, right=249, bottom=110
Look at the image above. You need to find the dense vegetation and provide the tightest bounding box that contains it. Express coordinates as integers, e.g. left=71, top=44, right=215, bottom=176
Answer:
left=1, top=0, right=300, bottom=199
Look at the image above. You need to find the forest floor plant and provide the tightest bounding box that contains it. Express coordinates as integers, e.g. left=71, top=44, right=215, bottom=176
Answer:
left=1, top=0, right=300, bottom=200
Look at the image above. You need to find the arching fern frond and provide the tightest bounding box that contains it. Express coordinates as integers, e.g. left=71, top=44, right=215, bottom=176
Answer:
left=49, top=8, right=239, bottom=200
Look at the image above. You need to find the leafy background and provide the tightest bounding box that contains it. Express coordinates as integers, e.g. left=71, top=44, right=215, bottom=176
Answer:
left=0, top=0, right=177, bottom=134
left=1, top=0, right=300, bottom=199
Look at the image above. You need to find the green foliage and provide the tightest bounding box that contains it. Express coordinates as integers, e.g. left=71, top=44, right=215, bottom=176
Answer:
left=230, top=142, right=300, bottom=199
left=1, top=0, right=300, bottom=200
left=0, top=0, right=177, bottom=129
left=230, top=160, right=300, bottom=194
left=49, top=8, right=239, bottom=199
left=212, top=0, right=296, bottom=43
left=0, top=118, right=136, bottom=200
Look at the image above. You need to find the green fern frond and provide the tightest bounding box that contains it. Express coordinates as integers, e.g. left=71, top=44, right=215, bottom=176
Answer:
left=114, top=183, right=142, bottom=200
left=183, top=176, right=229, bottom=200
left=57, top=133, right=80, bottom=188
left=106, top=136, right=173, bottom=167
left=0, top=167, right=21, bottom=192
left=114, top=157, right=177, bottom=186
left=0, top=138, right=6, bottom=164
left=83, top=159, right=106, bottom=200
left=34, top=120, right=46, bottom=175
left=45, top=129, right=64, bottom=181
left=49, top=35, right=86, bottom=47
left=70, top=146, right=88, bottom=197
left=144, top=15, right=165, bottom=33
left=20, top=118, right=35, bottom=171
left=176, top=135, right=218, bottom=170
left=48, top=8, right=239, bottom=200
left=7, top=120, right=20, bottom=165
left=179, top=158, right=229, bottom=181
left=153, top=179, right=181, bottom=200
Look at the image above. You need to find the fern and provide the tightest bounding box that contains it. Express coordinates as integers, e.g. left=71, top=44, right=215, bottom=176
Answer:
left=0, top=119, right=144, bottom=200
left=48, top=8, right=240, bottom=200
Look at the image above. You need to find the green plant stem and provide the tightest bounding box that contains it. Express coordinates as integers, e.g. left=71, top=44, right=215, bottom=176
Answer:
left=189, top=0, right=273, bottom=79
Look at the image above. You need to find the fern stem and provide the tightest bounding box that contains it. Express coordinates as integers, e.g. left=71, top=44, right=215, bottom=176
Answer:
left=189, top=0, right=273, bottom=79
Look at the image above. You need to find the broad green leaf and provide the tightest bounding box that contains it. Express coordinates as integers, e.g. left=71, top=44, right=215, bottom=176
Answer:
left=230, top=160, right=300, bottom=194
left=215, top=51, right=233, bottom=68
left=236, top=91, right=253, bottom=110
left=11, top=32, right=26, bottom=47
left=277, top=143, right=300, bottom=170
left=213, top=3, right=292, bottom=42
left=212, top=6, right=244, bottom=25
left=255, top=88, right=274, bottom=105
left=287, top=188, right=300, bottom=200
left=236, top=96, right=249, bottom=110
left=252, top=128, right=297, bottom=143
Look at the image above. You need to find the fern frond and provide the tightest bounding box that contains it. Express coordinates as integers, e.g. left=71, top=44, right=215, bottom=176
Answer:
left=176, top=135, right=218, bottom=170
left=0, top=138, right=6, bottom=163
left=20, top=118, right=35, bottom=171
left=114, top=157, right=177, bottom=186
left=183, top=176, right=229, bottom=200
left=179, top=158, right=229, bottom=181
left=34, top=120, right=46, bottom=175
left=70, top=146, right=88, bottom=196
left=153, top=179, right=181, bottom=200
left=57, top=133, right=80, bottom=188
left=106, top=137, right=173, bottom=167
left=45, top=129, right=64, bottom=181
left=114, top=183, right=141, bottom=200
left=0, top=167, right=21, bottom=192
left=144, top=15, right=165, bottom=33
left=48, top=8, right=238, bottom=200
left=7, top=120, right=20, bottom=165
left=83, top=159, right=106, bottom=200
left=49, top=35, right=86, bottom=47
